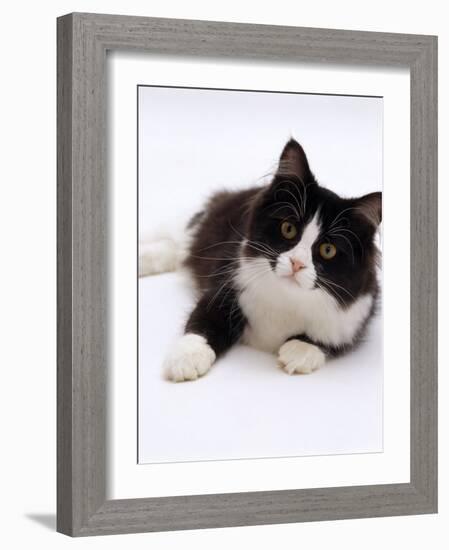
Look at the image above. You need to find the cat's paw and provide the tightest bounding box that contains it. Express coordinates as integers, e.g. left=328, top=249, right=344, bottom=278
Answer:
left=277, top=339, right=325, bottom=375
left=163, top=333, right=216, bottom=382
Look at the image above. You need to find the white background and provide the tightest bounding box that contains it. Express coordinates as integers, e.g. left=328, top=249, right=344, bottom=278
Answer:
left=0, top=1, right=445, bottom=549
left=138, top=86, right=384, bottom=464
left=138, top=86, right=383, bottom=235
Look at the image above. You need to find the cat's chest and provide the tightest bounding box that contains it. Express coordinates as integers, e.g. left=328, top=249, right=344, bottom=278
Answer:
left=238, top=280, right=316, bottom=352
left=239, top=290, right=305, bottom=352
left=236, top=272, right=372, bottom=354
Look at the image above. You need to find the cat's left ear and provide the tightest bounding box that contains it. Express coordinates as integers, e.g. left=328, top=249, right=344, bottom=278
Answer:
left=277, top=138, right=312, bottom=183
left=355, top=192, right=382, bottom=227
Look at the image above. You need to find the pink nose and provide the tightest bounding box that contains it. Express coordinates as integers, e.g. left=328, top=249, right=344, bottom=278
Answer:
left=290, top=258, right=305, bottom=273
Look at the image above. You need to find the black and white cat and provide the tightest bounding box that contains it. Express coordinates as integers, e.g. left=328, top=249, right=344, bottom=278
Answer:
left=140, top=139, right=382, bottom=382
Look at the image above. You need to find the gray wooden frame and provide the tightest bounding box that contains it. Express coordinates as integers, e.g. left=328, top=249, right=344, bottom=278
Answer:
left=57, top=12, right=438, bottom=537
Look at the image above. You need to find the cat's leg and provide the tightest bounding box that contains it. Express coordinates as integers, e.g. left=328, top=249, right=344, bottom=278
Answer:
left=277, top=335, right=326, bottom=375
left=163, top=288, right=245, bottom=382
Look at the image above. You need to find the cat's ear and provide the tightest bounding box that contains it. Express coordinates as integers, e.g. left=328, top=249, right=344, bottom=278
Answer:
left=277, top=138, right=312, bottom=183
left=355, top=192, right=382, bottom=227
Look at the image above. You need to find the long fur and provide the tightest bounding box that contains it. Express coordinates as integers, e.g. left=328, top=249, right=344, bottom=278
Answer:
left=141, top=139, right=382, bottom=381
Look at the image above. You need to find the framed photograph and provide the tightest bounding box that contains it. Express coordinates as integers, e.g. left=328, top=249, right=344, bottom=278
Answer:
left=57, top=13, right=438, bottom=536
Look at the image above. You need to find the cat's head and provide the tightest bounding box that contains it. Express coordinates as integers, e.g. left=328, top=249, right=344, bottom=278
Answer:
left=245, top=139, right=382, bottom=306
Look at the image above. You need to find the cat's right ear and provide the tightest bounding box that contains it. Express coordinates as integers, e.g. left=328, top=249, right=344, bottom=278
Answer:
left=277, top=138, right=312, bottom=183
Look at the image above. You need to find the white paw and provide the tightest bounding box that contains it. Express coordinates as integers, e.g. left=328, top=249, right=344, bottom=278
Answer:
left=163, top=334, right=216, bottom=382
left=277, top=339, right=325, bottom=375
left=139, top=239, right=180, bottom=277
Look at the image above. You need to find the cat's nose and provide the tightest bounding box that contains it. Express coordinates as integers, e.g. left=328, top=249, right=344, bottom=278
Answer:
left=290, top=258, right=305, bottom=273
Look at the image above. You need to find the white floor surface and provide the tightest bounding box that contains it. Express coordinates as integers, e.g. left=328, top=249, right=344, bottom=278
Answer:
left=138, top=271, right=383, bottom=464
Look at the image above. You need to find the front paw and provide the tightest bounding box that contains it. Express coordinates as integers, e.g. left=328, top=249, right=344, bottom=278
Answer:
left=163, top=333, right=216, bottom=382
left=277, top=339, right=325, bottom=375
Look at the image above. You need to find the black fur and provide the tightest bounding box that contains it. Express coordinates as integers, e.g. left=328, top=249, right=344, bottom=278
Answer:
left=183, top=139, right=381, bottom=358
left=185, top=286, right=246, bottom=357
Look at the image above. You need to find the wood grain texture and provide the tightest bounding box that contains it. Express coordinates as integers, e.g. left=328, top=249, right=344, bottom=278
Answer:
left=409, top=37, right=438, bottom=509
left=57, top=12, right=438, bottom=536
left=57, top=13, right=74, bottom=536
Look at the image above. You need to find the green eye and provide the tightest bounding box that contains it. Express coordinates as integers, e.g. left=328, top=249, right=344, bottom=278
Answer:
left=280, top=221, right=297, bottom=240
left=319, top=243, right=337, bottom=259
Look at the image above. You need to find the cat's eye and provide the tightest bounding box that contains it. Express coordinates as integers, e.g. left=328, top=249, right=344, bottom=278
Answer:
left=280, top=221, right=297, bottom=240
left=319, top=243, right=337, bottom=259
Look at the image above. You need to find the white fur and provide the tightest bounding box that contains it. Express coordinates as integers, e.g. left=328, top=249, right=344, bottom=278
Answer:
left=236, top=212, right=373, bottom=355
left=277, top=339, right=325, bottom=374
left=154, top=212, right=373, bottom=380
left=139, top=239, right=181, bottom=276
left=237, top=257, right=373, bottom=354
left=275, top=213, right=320, bottom=290
left=163, top=333, right=216, bottom=382
left=139, top=227, right=192, bottom=277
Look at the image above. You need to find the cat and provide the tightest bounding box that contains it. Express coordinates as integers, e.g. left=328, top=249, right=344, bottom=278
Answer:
left=142, top=138, right=382, bottom=382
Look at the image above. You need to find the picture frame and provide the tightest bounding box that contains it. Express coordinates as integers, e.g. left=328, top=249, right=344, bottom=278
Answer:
left=57, top=12, right=438, bottom=536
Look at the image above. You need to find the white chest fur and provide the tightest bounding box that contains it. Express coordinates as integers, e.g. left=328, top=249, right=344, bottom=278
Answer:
left=236, top=259, right=373, bottom=353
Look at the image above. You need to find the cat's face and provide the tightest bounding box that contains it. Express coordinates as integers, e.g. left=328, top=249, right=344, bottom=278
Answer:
left=245, top=139, right=381, bottom=307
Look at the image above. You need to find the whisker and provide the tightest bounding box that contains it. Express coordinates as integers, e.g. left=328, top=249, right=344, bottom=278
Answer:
left=217, top=262, right=273, bottom=310
left=243, top=241, right=277, bottom=258
left=317, top=279, right=345, bottom=307
left=329, top=207, right=358, bottom=229
left=198, top=240, right=246, bottom=251
left=190, top=254, right=255, bottom=262
left=265, top=201, right=300, bottom=221
left=275, top=186, right=304, bottom=219
left=318, top=275, right=355, bottom=300
left=196, top=256, right=271, bottom=280
left=198, top=239, right=275, bottom=257
left=326, top=231, right=355, bottom=264
left=316, top=281, right=345, bottom=308
left=327, top=227, right=364, bottom=254
left=249, top=239, right=278, bottom=256
left=227, top=221, right=279, bottom=258
left=236, top=266, right=274, bottom=292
